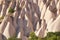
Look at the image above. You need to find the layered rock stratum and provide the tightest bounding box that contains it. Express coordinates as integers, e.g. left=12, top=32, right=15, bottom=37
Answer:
left=0, top=0, right=60, bottom=40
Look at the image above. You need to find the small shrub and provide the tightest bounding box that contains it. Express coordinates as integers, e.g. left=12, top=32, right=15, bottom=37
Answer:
left=29, top=32, right=43, bottom=40
left=57, top=36, right=60, bottom=40
left=0, top=16, right=4, bottom=20
left=46, top=32, right=60, bottom=40
left=29, top=32, right=38, bottom=40
left=47, top=35, right=57, bottom=40
left=8, top=7, right=14, bottom=13
left=7, top=37, right=21, bottom=40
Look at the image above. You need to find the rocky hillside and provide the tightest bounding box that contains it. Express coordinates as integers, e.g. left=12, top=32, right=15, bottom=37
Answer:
left=0, top=0, right=60, bottom=40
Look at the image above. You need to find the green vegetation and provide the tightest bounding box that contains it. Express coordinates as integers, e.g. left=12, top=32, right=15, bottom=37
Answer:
left=7, top=32, right=60, bottom=40
left=8, top=7, right=14, bottom=13
left=29, top=32, right=42, bottom=40
left=7, top=37, right=21, bottom=40
left=28, top=32, right=60, bottom=40
left=0, top=16, right=4, bottom=20
left=46, top=32, right=60, bottom=40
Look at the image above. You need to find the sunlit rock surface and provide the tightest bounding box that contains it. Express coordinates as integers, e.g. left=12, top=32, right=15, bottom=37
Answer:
left=0, top=0, right=60, bottom=39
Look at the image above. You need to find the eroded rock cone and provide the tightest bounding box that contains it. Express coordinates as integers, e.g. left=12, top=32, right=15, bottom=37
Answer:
left=0, top=0, right=60, bottom=39
left=0, top=0, right=10, bottom=16
left=35, top=19, right=47, bottom=38
left=0, top=16, right=8, bottom=33
left=3, top=17, right=16, bottom=39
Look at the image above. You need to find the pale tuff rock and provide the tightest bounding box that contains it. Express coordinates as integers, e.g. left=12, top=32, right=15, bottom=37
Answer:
left=39, top=0, right=45, bottom=12
left=33, top=0, right=38, bottom=4
left=47, top=15, right=60, bottom=32
left=40, top=4, right=47, bottom=19
left=35, top=21, right=40, bottom=32
left=57, top=1, right=60, bottom=15
left=35, top=19, right=46, bottom=38
left=44, top=7, right=55, bottom=24
left=56, top=1, right=59, bottom=9
left=0, top=0, right=3, bottom=5
left=0, top=0, right=9, bottom=16
left=0, top=16, right=8, bottom=33
left=0, top=0, right=60, bottom=39
left=3, top=17, right=16, bottom=39
left=47, top=18, right=54, bottom=28
left=36, top=21, right=40, bottom=30
left=17, top=32, right=21, bottom=38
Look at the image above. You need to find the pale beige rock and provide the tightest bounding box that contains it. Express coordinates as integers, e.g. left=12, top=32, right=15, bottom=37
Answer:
left=39, top=0, right=45, bottom=12
left=0, top=0, right=3, bottom=5
left=47, top=15, right=60, bottom=32
left=33, top=0, right=38, bottom=4
left=35, top=21, right=40, bottom=33
left=35, top=19, right=46, bottom=38
left=0, top=16, right=8, bottom=33
left=44, top=7, right=55, bottom=24
left=55, top=0, right=59, bottom=4
left=40, top=4, right=47, bottom=19
left=56, top=1, right=60, bottom=15
left=17, top=32, right=21, bottom=38
left=0, top=0, right=9, bottom=16
left=0, top=0, right=60, bottom=39
left=35, top=21, right=40, bottom=31
left=47, top=18, right=54, bottom=29
left=3, top=21, right=16, bottom=39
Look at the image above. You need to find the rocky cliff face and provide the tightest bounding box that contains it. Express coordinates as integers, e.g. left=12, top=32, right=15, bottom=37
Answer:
left=0, top=0, right=60, bottom=40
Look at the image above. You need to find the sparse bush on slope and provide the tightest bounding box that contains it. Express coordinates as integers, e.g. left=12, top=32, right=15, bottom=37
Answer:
left=28, top=32, right=60, bottom=40
left=7, top=37, right=21, bottom=40
left=46, top=32, right=60, bottom=40
left=8, top=8, right=14, bottom=14
left=29, top=32, right=42, bottom=40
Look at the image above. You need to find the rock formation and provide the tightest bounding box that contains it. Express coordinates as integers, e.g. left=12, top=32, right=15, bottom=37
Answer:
left=0, top=0, right=60, bottom=40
